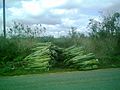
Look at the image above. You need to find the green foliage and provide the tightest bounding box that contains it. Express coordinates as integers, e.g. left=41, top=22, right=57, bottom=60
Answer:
left=0, top=36, right=37, bottom=70
left=52, top=36, right=73, bottom=48
left=87, top=12, right=120, bottom=66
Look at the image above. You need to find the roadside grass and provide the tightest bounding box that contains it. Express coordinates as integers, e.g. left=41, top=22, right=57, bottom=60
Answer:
left=0, top=68, right=76, bottom=76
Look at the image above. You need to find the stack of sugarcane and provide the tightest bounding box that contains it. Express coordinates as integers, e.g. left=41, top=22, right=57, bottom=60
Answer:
left=63, top=46, right=99, bottom=70
left=24, top=42, right=63, bottom=71
left=24, top=43, right=99, bottom=71
left=24, top=42, right=53, bottom=71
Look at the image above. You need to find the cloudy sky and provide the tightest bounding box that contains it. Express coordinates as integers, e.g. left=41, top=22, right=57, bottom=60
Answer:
left=0, top=0, right=120, bottom=37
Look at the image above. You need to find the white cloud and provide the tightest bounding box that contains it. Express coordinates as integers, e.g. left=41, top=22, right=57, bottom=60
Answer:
left=21, top=0, right=68, bottom=16
left=50, top=9, right=65, bottom=15
left=62, top=18, right=76, bottom=27
left=42, top=0, right=68, bottom=8
left=102, top=2, right=120, bottom=15
left=0, top=8, right=2, bottom=19
left=21, top=0, right=44, bottom=16
left=7, top=0, right=68, bottom=17
left=8, top=7, right=23, bottom=17
left=81, top=0, right=113, bottom=8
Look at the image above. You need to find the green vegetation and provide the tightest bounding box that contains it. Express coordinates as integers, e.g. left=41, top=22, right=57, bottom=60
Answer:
left=0, top=12, right=120, bottom=76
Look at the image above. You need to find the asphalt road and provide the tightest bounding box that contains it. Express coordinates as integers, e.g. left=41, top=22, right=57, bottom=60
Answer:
left=0, top=68, right=120, bottom=90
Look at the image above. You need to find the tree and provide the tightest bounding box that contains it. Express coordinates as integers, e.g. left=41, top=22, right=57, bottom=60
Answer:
left=88, top=12, right=120, bottom=38
left=8, top=22, right=46, bottom=38
left=87, top=12, right=120, bottom=65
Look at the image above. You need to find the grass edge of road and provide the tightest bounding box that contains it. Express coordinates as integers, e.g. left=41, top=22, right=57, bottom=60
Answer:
left=0, top=67, right=120, bottom=77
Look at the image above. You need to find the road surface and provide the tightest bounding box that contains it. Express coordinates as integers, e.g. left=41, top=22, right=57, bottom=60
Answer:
left=0, top=68, right=120, bottom=90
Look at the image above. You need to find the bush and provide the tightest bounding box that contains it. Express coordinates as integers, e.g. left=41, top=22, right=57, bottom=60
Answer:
left=0, top=36, right=36, bottom=68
